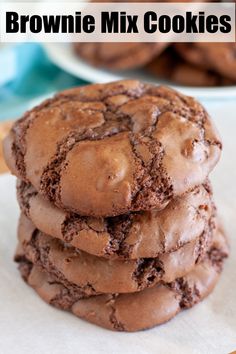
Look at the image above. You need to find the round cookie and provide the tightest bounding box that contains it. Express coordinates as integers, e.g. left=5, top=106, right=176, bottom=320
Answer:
left=18, top=179, right=214, bottom=259
left=15, top=244, right=93, bottom=301
left=16, top=227, right=228, bottom=332
left=146, top=48, right=234, bottom=87
left=3, top=80, right=222, bottom=217
left=18, top=213, right=213, bottom=294
left=175, top=43, right=236, bottom=81
left=73, top=42, right=167, bottom=71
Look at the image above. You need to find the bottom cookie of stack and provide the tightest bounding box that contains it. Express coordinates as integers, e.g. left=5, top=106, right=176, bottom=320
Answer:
left=15, top=226, right=228, bottom=332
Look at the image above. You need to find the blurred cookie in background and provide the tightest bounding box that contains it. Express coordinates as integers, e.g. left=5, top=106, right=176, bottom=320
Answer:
left=146, top=47, right=234, bottom=87
left=73, top=42, right=168, bottom=71
left=175, top=43, right=236, bottom=82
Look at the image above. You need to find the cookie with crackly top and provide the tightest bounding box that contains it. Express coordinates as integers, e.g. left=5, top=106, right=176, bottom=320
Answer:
left=4, top=80, right=222, bottom=217
left=17, top=213, right=214, bottom=294
left=15, top=224, right=229, bottom=332
left=17, top=179, right=215, bottom=259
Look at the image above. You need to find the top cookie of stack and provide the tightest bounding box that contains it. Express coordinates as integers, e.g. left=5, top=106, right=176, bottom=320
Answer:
left=4, top=80, right=221, bottom=217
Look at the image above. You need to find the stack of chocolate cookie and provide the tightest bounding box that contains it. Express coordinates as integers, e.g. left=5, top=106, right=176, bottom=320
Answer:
left=3, top=80, right=228, bottom=331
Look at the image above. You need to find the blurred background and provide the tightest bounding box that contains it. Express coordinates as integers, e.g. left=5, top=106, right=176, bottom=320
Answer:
left=0, top=43, right=88, bottom=121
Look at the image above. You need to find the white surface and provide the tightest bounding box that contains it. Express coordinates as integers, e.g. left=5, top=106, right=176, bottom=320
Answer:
left=44, top=43, right=236, bottom=100
left=0, top=101, right=236, bottom=354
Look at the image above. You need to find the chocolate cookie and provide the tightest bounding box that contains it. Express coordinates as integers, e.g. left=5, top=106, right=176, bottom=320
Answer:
left=146, top=47, right=234, bottom=87
left=18, top=213, right=213, bottom=294
left=16, top=226, right=228, bottom=331
left=175, top=43, right=236, bottom=81
left=3, top=80, right=222, bottom=217
left=17, top=179, right=214, bottom=259
left=73, top=42, right=167, bottom=71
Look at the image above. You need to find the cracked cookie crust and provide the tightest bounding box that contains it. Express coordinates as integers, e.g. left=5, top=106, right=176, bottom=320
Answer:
left=4, top=80, right=221, bottom=217
left=18, top=213, right=214, bottom=294
left=15, top=225, right=228, bottom=332
left=17, top=179, right=215, bottom=259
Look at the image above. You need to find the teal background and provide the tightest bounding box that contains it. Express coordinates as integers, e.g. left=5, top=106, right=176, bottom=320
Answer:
left=0, top=43, right=88, bottom=121
left=1, top=43, right=235, bottom=122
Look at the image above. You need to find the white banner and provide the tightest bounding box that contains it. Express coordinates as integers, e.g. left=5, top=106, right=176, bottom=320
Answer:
left=0, top=2, right=235, bottom=42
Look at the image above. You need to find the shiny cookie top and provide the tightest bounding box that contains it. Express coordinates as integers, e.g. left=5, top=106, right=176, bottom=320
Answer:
left=4, top=80, right=222, bottom=217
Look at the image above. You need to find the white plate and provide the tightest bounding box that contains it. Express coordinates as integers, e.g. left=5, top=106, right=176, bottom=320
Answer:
left=44, top=43, right=236, bottom=100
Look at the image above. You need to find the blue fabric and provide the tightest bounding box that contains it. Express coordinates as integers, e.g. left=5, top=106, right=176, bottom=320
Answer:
left=0, top=43, right=88, bottom=121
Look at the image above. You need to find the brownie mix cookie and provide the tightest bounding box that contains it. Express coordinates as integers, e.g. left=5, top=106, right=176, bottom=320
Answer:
left=17, top=180, right=214, bottom=259
left=146, top=48, right=234, bottom=87
left=15, top=226, right=229, bottom=331
left=175, top=43, right=236, bottom=81
left=4, top=80, right=222, bottom=217
left=73, top=42, right=168, bottom=71
left=18, top=214, right=213, bottom=294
